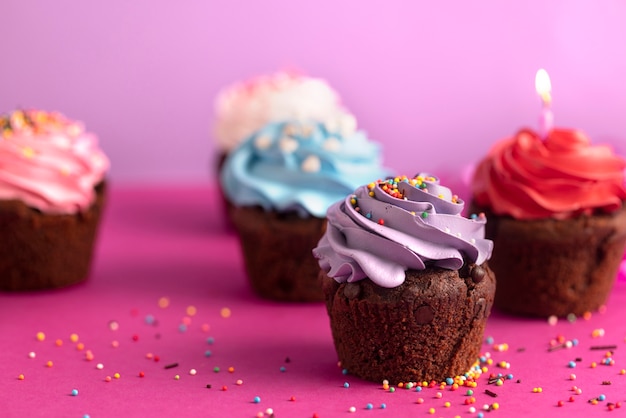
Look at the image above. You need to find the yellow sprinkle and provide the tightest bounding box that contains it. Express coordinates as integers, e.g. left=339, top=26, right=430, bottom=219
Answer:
left=220, top=307, right=231, bottom=318
left=174, top=375, right=180, bottom=380
left=36, top=332, right=45, bottom=342
left=444, top=401, right=451, bottom=408
left=22, top=147, right=35, bottom=158
left=367, top=182, right=375, bottom=189
left=369, top=191, right=375, bottom=197
left=492, top=402, right=500, bottom=410
left=114, top=372, right=120, bottom=379
left=428, top=407, right=436, bottom=414
left=158, top=297, right=170, bottom=308
left=70, top=333, right=79, bottom=343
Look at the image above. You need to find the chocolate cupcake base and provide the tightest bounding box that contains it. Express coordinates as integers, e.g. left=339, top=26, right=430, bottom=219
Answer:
left=321, top=264, right=496, bottom=384
left=476, top=204, right=626, bottom=317
left=0, top=183, right=106, bottom=291
left=231, top=205, right=326, bottom=302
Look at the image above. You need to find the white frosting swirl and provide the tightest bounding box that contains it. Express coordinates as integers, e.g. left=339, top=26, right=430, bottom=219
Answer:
left=213, top=71, right=355, bottom=152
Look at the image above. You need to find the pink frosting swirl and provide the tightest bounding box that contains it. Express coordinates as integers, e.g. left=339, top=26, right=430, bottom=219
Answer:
left=473, top=128, right=626, bottom=220
left=0, top=110, right=109, bottom=214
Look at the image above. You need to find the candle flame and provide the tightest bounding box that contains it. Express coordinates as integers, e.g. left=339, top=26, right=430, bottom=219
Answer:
left=535, top=69, right=552, bottom=104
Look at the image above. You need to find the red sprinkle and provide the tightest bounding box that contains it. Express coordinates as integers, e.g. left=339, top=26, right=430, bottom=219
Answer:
left=132, top=334, right=139, bottom=342
left=290, top=396, right=296, bottom=402
left=558, top=400, right=564, bottom=407
left=221, top=386, right=228, bottom=391
left=378, top=219, right=384, bottom=225
left=139, top=371, right=145, bottom=378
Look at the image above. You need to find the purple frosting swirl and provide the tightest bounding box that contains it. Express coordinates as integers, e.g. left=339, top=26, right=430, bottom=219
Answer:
left=313, top=174, right=493, bottom=288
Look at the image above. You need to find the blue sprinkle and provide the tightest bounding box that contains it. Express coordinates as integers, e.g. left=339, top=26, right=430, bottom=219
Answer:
left=178, top=324, right=187, bottom=332
left=380, top=403, right=386, bottom=409
left=415, top=386, right=422, bottom=392
left=206, top=337, right=215, bottom=344
left=598, top=394, right=606, bottom=401
left=344, top=382, right=350, bottom=388
left=445, top=377, right=454, bottom=385
left=497, top=373, right=503, bottom=378
left=204, top=350, right=212, bottom=357
left=144, top=314, right=155, bottom=325
left=571, top=339, right=579, bottom=346
left=471, top=213, right=478, bottom=220
left=568, top=361, right=576, bottom=368
left=485, top=336, right=494, bottom=344
left=480, top=356, right=487, bottom=363
left=366, top=403, right=373, bottom=410
left=280, top=366, right=286, bottom=372
left=71, top=389, right=79, bottom=396
left=478, top=413, right=484, bottom=418
left=83, top=415, right=90, bottom=418
left=506, top=374, right=514, bottom=380
left=253, top=396, right=261, bottom=403
left=342, top=369, right=349, bottom=375
left=365, top=212, right=372, bottom=219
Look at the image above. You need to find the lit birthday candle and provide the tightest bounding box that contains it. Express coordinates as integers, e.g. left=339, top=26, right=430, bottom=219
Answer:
left=535, top=68, right=553, bottom=139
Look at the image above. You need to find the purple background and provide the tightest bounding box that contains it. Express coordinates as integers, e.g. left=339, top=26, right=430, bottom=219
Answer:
left=2, top=0, right=626, bottom=184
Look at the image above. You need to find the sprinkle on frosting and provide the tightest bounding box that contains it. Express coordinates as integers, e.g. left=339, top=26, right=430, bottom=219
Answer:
left=313, top=174, right=493, bottom=287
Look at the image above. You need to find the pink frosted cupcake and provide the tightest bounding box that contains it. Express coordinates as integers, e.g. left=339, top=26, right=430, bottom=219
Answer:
left=0, top=110, right=109, bottom=290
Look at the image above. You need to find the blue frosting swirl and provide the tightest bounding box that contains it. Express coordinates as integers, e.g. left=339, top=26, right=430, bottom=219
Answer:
left=220, top=120, right=391, bottom=218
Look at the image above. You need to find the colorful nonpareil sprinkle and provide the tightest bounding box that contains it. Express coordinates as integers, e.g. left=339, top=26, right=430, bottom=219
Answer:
left=8, top=280, right=626, bottom=417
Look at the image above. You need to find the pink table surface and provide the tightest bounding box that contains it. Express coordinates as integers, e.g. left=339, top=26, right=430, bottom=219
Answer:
left=1, top=186, right=625, bottom=418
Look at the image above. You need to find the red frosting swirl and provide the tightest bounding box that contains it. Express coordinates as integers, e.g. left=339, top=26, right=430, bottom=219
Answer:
left=472, top=128, right=626, bottom=220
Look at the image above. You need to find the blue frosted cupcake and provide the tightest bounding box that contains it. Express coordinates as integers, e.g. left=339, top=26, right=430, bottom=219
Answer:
left=221, top=119, right=390, bottom=301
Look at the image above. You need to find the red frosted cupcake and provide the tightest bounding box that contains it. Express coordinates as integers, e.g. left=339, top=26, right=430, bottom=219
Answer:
left=471, top=128, right=626, bottom=317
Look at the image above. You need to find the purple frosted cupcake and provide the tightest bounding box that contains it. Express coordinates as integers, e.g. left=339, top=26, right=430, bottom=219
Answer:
left=314, top=174, right=495, bottom=383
